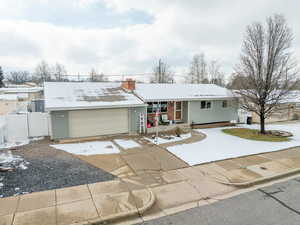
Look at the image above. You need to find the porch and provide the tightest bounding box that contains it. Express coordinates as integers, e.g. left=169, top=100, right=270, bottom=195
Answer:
left=146, top=101, right=189, bottom=132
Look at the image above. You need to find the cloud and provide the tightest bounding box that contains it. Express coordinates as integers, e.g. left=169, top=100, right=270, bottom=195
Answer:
left=0, top=0, right=153, bottom=29
left=0, top=0, right=299, bottom=82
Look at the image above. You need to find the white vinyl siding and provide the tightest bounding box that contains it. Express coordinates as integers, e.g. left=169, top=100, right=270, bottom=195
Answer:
left=69, top=108, right=128, bottom=138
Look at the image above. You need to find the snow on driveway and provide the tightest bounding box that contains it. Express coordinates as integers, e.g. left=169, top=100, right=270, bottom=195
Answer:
left=114, top=139, right=140, bottom=149
left=167, top=123, right=300, bottom=166
left=51, top=141, right=120, bottom=155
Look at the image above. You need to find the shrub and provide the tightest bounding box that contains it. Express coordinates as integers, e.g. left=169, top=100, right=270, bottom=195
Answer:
left=292, top=113, right=299, bottom=120
left=174, top=127, right=182, bottom=137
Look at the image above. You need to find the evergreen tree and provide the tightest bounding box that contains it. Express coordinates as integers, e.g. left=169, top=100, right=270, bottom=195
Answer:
left=0, top=66, right=4, bottom=88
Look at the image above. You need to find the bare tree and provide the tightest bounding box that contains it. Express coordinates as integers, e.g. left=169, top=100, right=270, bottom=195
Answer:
left=226, top=73, right=249, bottom=89
left=7, top=71, right=31, bottom=84
left=89, top=68, right=108, bottom=82
left=235, top=14, right=299, bottom=133
left=34, top=60, right=52, bottom=83
left=53, top=63, right=67, bottom=81
left=186, top=54, right=209, bottom=84
left=208, top=60, right=225, bottom=86
left=151, top=59, right=174, bottom=83
left=96, top=73, right=108, bottom=82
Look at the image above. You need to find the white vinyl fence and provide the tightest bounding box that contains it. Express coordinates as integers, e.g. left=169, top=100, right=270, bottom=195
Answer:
left=28, top=112, right=49, bottom=137
left=0, top=112, right=50, bottom=145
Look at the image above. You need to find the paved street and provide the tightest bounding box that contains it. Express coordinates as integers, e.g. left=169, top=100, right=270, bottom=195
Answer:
left=136, top=178, right=300, bottom=225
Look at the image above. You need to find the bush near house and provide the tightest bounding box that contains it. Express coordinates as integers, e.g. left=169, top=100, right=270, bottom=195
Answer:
left=222, top=128, right=291, bottom=142
left=292, top=113, right=299, bottom=120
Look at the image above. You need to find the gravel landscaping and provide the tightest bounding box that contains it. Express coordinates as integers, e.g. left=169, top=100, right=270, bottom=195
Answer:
left=0, top=139, right=115, bottom=198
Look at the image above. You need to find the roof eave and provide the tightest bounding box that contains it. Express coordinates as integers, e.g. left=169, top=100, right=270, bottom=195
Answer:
left=45, top=103, right=148, bottom=112
left=142, top=96, right=236, bottom=102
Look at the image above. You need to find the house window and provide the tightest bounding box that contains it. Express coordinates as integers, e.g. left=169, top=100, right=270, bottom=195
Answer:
left=222, top=100, right=228, bottom=108
left=147, top=102, right=168, bottom=113
left=161, top=102, right=168, bottom=113
left=201, top=101, right=211, bottom=109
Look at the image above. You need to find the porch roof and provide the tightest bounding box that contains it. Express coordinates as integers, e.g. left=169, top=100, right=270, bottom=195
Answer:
left=134, top=83, right=235, bottom=102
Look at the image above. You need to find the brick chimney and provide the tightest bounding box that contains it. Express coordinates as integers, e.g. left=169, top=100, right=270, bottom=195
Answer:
left=121, top=79, right=136, bottom=91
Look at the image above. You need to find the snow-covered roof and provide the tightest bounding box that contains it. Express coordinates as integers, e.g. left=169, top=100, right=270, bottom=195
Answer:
left=44, top=82, right=145, bottom=111
left=234, top=89, right=300, bottom=104
left=0, top=94, right=18, bottom=101
left=0, top=87, right=43, bottom=93
left=134, top=83, right=235, bottom=102
left=280, top=91, right=300, bottom=103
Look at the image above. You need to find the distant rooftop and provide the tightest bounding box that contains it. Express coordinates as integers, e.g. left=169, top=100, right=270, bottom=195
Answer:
left=0, top=87, right=43, bottom=93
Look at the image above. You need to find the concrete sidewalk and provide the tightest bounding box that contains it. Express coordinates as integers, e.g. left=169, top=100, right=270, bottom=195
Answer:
left=0, top=180, right=155, bottom=225
left=197, top=147, right=300, bottom=186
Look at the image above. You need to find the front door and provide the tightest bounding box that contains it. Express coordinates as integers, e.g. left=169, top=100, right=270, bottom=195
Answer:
left=174, top=101, right=183, bottom=121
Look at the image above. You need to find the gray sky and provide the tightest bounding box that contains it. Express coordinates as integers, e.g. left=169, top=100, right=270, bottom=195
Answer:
left=0, top=0, right=299, bottom=82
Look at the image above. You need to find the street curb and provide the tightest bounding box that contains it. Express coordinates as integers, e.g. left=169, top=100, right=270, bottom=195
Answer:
left=217, top=168, right=300, bottom=187
left=69, top=189, right=156, bottom=225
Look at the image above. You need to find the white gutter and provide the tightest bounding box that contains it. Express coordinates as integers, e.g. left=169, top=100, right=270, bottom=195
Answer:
left=45, top=103, right=148, bottom=112
left=141, top=97, right=236, bottom=102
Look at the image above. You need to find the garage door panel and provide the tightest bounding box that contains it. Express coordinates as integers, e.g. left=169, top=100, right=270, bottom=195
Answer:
left=69, top=108, right=128, bottom=138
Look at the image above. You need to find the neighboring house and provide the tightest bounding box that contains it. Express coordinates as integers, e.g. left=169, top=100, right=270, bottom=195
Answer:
left=0, top=87, right=44, bottom=114
left=132, top=83, right=238, bottom=130
left=0, top=94, right=19, bottom=115
left=250, top=90, right=300, bottom=123
left=44, top=82, right=147, bottom=140
left=0, top=87, right=43, bottom=101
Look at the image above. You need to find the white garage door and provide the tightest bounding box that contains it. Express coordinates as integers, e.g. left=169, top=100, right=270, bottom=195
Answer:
left=69, top=108, right=129, bottom=138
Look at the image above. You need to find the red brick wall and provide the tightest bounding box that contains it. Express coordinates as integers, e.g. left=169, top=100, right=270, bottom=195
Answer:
left=168, top=102, right=174, bottom=120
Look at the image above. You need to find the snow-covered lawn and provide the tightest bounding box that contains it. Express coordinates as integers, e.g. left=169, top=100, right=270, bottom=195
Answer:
left=51, top=141, right=120, bottom=155
left=114, top=139, right=140, bottom=149
left=167, top=123, right=300, bottom=166
left=145, top=133, right=192, bottom=145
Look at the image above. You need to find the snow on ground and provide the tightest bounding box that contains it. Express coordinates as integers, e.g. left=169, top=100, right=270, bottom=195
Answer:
left=51, top=141, right=120, bottom=155
left=145, top=133, right=192, bottom=145
left=114, top=139, right=140, bottom=149
left=0, top=140, right=29, bottom=150
left=0, top=137, right=44, bottom=150
left=0, top=151, right=29, bottom=170
left=167, top=123, right=300, bottom=166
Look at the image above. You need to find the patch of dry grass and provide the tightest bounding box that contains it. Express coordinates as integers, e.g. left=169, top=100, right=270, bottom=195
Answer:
left=222, top=128, right=290, bottom=142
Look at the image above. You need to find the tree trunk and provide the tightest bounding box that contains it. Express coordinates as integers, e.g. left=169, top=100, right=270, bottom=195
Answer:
left=260, top=115, right=266, bottom=134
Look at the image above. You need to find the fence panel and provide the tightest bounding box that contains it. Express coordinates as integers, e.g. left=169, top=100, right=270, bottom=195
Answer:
left=28, top=112, right=49, bottom=137
left=6, top=114, right=28, bottom=143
